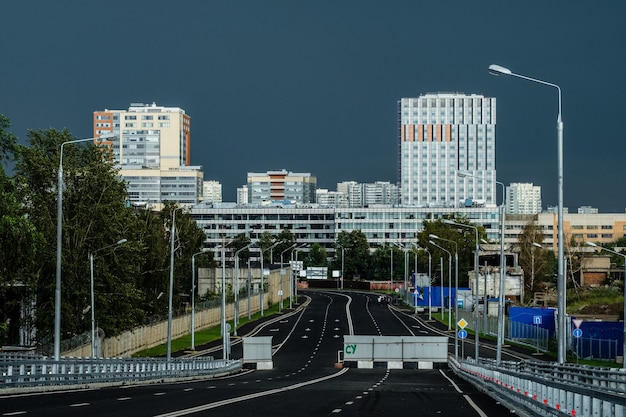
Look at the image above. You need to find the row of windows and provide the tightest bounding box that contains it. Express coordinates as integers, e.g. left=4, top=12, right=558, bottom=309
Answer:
left=571, top=225, right=614, bottom=230
left=123, top=123, right=170, bottom=128
left=572, top=234, right=614, bottom=239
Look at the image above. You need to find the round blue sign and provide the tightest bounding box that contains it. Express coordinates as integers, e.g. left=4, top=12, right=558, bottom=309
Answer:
left=458, top=329, right=468, bottom=339
left=573, top=328, right=583, bottom=338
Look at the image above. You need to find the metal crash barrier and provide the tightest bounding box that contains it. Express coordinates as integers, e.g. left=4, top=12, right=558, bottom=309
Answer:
left=450, top=356, right=626, bottom=417
left=0, top=354, right=242, bottom=389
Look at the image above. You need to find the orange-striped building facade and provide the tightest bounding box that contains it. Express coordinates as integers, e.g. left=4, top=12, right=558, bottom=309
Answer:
left=398, top=93, right=497, bottom=208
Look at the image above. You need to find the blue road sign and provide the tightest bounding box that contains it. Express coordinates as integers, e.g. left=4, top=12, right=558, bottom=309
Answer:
left=533, top=315, right=542, bottom=325
left=458, top=329, right=468, bottom=339
left=573, top=328, right=583, bottom=338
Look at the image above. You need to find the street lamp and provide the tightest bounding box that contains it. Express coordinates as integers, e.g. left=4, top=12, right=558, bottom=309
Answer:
left=489, top=63, right=566, bottom=364
left=458, top=170, right=507, bottom=365
left=234, top=242, right=254, bottom=335
left=416, top=246, right=432, bottom=320
left=293, top=244, right=308, bottom=307
left=55, top=133, right=116, bottom=361
left=429, top=240, right=452, bottom=331
left=586, top=242, right=626, bottom=368
left=336, top=242, right=345, bottom=290
left=431, top=234, right=459, bottom=359
left=218, top=243, right=229, bottom=359
left=191, top=248, right=210, bottom=350
left=444, top=219, right=480, bottom=362
left=89, top=238, right=127, bottom=358
left=389, top=242, right=401, bottom=295
left=167, top=206, right=184, bottom=362
left=280, top=243, right=297, bottom=311
left=260, top=241, right=281, bottom=316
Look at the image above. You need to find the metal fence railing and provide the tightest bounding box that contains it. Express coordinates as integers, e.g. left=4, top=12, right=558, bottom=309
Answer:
left=573, top=337, right=620, bottom=361
left=0, top=354, right=242, bottom=389
left=451, top=356, right=626, bottom=417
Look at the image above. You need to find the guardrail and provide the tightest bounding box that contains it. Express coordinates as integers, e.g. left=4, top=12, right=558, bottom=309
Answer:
left=0, top=354, right=242, bottom=389
left=450, top=356, right=626, bottom=416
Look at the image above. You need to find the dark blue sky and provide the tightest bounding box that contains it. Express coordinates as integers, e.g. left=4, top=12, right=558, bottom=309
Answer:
left=2, top=1, right=624, bottom=211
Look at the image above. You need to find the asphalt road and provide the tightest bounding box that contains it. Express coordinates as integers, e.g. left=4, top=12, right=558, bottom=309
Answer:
left=0, top=290, right=521, bottom=417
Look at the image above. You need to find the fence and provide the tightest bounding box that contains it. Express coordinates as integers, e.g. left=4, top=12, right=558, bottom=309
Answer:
left=573, top=337, right=620, bottom=361
left=0, top=354, right=241, bottom=389
left=451, top=356, right=626, bottom=417
left=58, top=267, right=288, bottom=358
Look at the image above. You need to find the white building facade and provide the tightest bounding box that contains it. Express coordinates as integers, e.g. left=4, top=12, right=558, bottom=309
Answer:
left=202, top=180, right=222, bottom=203
left=93, top=102, right=203, bottom=209
left=398, top=93, right=497, bottom=208
left=506, top=183, right=542, bottom=214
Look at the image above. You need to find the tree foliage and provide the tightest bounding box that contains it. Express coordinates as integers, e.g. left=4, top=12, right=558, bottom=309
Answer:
left=333, top=230, right=371, bottom=280
left=416, top=215, right=487, bottom=287
left=516, top=222, right=553, bottom=302
left=304, top=243, right=327, bottom=268
left=0, top=116, right=45, bottom=344
left=0, top=121, right=208, bottom=348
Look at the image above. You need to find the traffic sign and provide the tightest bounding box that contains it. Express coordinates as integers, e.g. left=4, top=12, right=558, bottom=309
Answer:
left=573, top=319, right=584, bottom=329
left=458, top=329, right=468, bottom=339
left=457, top=318, right=468, bottom=329
left=573, top=328, right=583, bottom=338
left=533, top=315, right=542, bottom=325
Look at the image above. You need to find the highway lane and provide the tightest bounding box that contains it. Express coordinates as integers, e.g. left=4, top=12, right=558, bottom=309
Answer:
left=0, top=290, right=516, bottom=416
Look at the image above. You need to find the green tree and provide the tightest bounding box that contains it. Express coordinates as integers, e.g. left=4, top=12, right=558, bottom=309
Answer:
left=517, top=222, right=552, bottom=302
left=230, top=232, right=253, bottom=264
left=417, top=215, right=485, bottom=287
left=12, top=128, right=146, bottom=342
left=0, top=115, right=44, bottom=345
left=162, top=203, right=207, bottom=313
left=304, top=243, right=327, bottom=268
left=333, top=230, right=370, bottom=280
left=371, top=244, right=405, bottom=281
left=275, top=229, right=296, bottom=264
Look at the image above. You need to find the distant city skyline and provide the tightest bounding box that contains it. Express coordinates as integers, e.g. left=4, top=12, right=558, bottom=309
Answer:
left=2, top=2, right=624, bottom=212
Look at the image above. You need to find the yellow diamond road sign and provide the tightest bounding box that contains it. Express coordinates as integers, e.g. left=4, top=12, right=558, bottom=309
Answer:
left=457, top=318, right=468, bottom=329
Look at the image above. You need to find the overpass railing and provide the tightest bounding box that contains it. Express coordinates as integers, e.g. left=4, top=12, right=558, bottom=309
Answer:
left=0, top=354, right=242, bottom=389
left=450, top=356, right=626, bottom=416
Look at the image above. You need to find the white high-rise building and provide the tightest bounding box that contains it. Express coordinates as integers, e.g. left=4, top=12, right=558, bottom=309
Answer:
left=336, top=181, right=399, bottom=207
left=316, top=189, right=348, bottom=207
left=506, top=183, right=542, bottom=214
left=398, top=93, right=497, bottom=207
left=94, top=102, right=203, bottom=209
left=237, top=186, right=249, bottom=205
left=202, top=180, right=222, bottom=203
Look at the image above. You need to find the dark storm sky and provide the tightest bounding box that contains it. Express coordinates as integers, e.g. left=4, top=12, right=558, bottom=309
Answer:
left=1, top=1, right=624, bottom=212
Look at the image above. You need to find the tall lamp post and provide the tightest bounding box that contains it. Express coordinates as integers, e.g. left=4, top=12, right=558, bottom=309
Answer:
left=429, top=240, right=452, bottom=331
left=167, top=206, right=184, bottom=362
left=336, top=242, right=345, bottom=290
left=430, top=234, right=459, bottom=359
left=260, top=241, right=281, bottom=316
left=280, top=244, right=297, bottom=311
left=89, top=238, right=127, bottom=358
left=219, top=243, right=229, bottom=359
left=234, top=242, right=254, bottom=336
left=459, top=171, right=506, bottom=364
left=586, top=242, right=626, bottom=368
left=293, top=244, right=308, bottom=307
left=191, top=248, right=210, bottom=350
left=55, top=133, right=116, bottom=361
left=444, top=219, right=480, bottom=362
left=417, top=246, right=432, bottom=320
left=489, top=63, right=566, bottom=364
